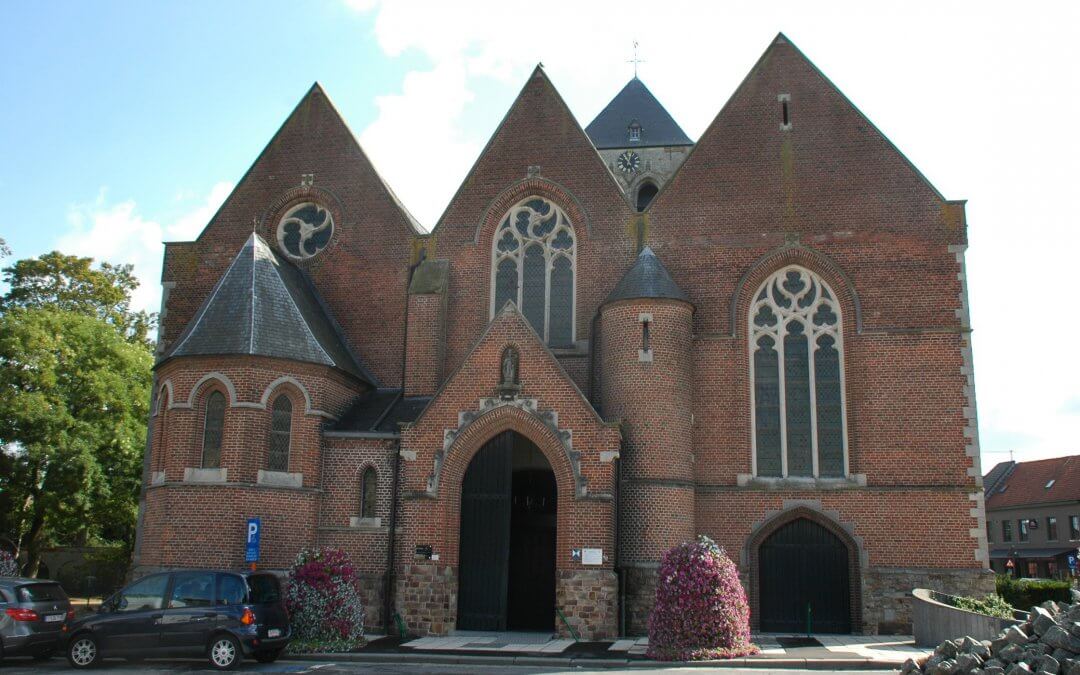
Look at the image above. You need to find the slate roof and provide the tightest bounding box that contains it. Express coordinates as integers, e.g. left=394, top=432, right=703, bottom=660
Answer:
left=984, top=456, right=1080, bottom=510
left=330, top=390, right=431, bottom=434
left=585, top=77, right=694, bottom=149
left=604, top=246, right=690, bottom=305
left=163, top=233, right=373, bottom=383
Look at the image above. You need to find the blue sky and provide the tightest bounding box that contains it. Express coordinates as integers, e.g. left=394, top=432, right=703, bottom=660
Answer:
left=1, top=0, right=1078, bottom=468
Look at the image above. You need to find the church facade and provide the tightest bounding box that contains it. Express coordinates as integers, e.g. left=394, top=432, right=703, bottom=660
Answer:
left=134, top=34, right=992, bottom=639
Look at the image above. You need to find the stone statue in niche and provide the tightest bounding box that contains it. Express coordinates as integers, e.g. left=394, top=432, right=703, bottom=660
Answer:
left=498, top=346, right=521, bottom=398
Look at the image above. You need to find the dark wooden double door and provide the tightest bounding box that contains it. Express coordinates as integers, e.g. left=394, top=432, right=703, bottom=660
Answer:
left=457, top=431, right=557, bottom=631
left=759, top=518, right=852, bottom=633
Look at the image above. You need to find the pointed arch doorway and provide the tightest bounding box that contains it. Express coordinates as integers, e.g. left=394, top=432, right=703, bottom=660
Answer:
left=457, top=430, right=557, bottom=631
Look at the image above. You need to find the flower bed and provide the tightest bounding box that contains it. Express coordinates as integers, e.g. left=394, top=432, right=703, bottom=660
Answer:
left=284, top=547, right=365, bottom=654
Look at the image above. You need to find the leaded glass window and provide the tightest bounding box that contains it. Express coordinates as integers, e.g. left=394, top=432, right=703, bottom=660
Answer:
left=268, top=395, right=292, bottom=472
left=360, top=467, right=377, bottom=519
left=491, top=197, right=576, bottom=347
left=202, top=391, right=226, bottom=469
left=750, top=266, right=847, bottom=478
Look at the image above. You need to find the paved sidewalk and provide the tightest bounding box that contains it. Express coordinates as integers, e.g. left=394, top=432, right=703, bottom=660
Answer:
left=292, top=632, right=929, bottom=669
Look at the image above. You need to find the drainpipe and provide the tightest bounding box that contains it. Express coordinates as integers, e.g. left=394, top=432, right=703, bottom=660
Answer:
left=615, top=450, right=624, bottom=637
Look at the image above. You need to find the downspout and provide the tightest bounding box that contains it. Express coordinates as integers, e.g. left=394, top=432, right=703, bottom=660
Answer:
left=615, top=435, right=625, bottom=637
left=384, top=246, right=426, bottom=634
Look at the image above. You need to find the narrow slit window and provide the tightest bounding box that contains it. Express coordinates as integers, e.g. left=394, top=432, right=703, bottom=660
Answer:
left=642, top=319, right=651, bottom=352
left=782, top=100, right=789, bottom=126
left=778, top=94, right=792, bottom=131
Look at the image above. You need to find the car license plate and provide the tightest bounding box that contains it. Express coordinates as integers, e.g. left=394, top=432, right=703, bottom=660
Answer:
left=267, top=628, right=282, bottom=638
left=44, top=614, right=64, bottom=623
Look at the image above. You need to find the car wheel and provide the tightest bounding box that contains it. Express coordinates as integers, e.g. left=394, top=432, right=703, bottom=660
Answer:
left=207, top=633, right=242, bottom=670
left=254, top=648, right=282, bottom=663
left=68, top=634, right=101, bottom=669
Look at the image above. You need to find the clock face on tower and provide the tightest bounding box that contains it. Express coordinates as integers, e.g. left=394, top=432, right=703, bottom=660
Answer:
left=617, top=150, right=641, bottom=174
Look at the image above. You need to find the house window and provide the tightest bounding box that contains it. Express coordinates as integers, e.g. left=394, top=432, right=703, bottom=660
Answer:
left=987, top=520, right=994, bottom=543
left=360, top=467, right=377, bottom=519
left=1002, top=520, right=1012, bottom=542
left=751, top=266, right=846, bottom=478
left=1019, top=519, right=1030, bottom=542
left=628, top=121, right=641, bottom=142
left=491, top=197, right=576, bottom=347
left=201, top=391, right=226, bottom=468
left=1027, top=561, right=1039, bottom=577
left=1070, top=516, right=1079, bottom=541
left=267, top=395, right=292, bottom=472
left=1048, top=516, right=1059, bottom=541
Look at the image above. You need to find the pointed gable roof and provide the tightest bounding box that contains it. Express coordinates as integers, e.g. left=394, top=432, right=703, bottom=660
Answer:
left=164, top=233, right=374, bottom=383
left=985, top=456, right=1080, bottom=509
left=604, top=246, right=690, bottom=305
left=585, top=77, right=693, bottom=149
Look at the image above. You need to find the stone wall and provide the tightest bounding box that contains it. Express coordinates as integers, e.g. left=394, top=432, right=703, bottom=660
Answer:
left=864, top=567, right=996, bottom=634
left=556, top=569, right=618, bottom=640
left=622, top=565, right=658, bottom=636
left=396, top=563, right=456, bottom=635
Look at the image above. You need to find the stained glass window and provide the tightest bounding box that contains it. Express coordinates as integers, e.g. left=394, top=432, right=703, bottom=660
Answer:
left=361, top=467, right=377, bottom=519
left=750, top=266, right=846, bottom=478
left=490, top=197, right=576, bottom=345
left=202, top=391, right=226, bottom=469
left=268, top=396, right=292, bottom=472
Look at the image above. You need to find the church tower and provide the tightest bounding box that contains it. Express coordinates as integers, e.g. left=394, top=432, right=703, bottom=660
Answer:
left=585, top=78, right=694, bottom=211
left=599, top=246, right=694, bottom=634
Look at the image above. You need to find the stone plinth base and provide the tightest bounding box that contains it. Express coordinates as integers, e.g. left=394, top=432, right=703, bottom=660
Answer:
left=396, top=563, right=456, bottom=635
left=556, top=569, right=618, bottom=640
left=864, top=567, right=995, bottom=634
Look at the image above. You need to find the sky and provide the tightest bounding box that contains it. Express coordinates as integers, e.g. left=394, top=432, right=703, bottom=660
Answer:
left=1, top=0, right=1077, bottom=470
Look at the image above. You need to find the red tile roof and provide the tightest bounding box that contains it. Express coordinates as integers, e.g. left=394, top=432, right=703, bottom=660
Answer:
left=985, top=456, right=1080, bottom=509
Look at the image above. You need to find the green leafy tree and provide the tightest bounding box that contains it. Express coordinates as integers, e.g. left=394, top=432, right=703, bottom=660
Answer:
left=0, top=308, right=152, bottom=576
left=1, top=251, right=155, bottom=347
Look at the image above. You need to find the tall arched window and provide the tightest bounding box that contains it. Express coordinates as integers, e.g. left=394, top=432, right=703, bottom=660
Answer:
left=154, top=387, right=170, bottom=473
left=201, top=391, right=226, bottom=469
left=268, top=395, right=292, bottom=472
left=360, top=467, right=377, bottom=519
left=491, top=197, right=576, bottom=347
left=750, top=266, right=846, bottom=478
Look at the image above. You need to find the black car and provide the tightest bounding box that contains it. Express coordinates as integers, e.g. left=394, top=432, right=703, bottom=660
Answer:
left=65, top=569, right=290, bottom=670
left=0, top=577, right=74, bottom=661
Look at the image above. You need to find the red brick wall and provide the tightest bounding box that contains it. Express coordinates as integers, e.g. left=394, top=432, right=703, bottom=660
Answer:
left=404, top=292, right=445, bottom=397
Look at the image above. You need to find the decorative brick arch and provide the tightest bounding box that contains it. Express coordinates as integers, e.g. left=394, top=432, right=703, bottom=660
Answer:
left=743, top=504, right=865, bottom=633
left=730, top=243, right=863, bottom=337
left=473, top=176, right=591, bottom=244
left=433, top=403, right=582, bottom=501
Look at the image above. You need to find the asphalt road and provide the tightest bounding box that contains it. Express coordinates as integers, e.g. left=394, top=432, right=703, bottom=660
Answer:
left=0, top=657, right=897, bottom=675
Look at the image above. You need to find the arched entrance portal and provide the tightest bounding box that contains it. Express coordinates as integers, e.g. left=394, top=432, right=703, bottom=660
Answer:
left=457, top=431, right=557, bottom=631
left=759, top=518, right=851, bottom=633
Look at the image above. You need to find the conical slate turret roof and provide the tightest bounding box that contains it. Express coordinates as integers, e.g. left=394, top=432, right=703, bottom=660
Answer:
left=585, top=78, right=694, bottom=149
left=604, top=246, right=690, bottom=305
left=164, top=233, right=373, bottom=383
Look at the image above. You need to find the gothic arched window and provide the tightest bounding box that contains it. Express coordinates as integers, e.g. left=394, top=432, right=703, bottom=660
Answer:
left=201, top=391, right=226, bottom=469
left=491, top=197, right=576, bottom=347
left=268, top=395, right=292, bottom=472
left=750, top=266, right=847, bottom=478
left=360, top=467, right=377, bottom=519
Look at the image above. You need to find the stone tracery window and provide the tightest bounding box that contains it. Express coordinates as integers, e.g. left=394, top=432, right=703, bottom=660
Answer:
left=750, top=266, right=847, bottom=478
left=490, top=197, right=576, bottom=347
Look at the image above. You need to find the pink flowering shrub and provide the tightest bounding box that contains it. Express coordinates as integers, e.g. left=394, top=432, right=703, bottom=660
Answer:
left=647, top=536, right=758, bottom=661
left=0, top=550, right=18, bottom=577
left=286, top=547, right=365, bottom=652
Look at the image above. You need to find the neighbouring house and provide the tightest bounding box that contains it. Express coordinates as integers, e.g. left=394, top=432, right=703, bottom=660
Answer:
left=132, top=33, right=991, bottom=638
left=984, top=457, right=1080, bottom=579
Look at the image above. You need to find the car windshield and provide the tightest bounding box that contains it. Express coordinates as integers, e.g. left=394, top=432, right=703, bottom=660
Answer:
left=246, top=575, right=280, bottom=604
left=17, top=583, right=68, bottom=603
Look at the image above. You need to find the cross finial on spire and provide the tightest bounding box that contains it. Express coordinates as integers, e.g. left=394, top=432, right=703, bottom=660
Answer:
left=628, top=40, right=645, bottom=79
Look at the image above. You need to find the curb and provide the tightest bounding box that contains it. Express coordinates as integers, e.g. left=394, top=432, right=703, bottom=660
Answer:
left=287, top=651, right=905, bottom=670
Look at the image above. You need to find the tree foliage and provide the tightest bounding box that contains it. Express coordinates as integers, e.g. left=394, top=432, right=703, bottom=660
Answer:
left=1, top=251, right=155, bottom=347
left=0, top=251, right=155, bottom=576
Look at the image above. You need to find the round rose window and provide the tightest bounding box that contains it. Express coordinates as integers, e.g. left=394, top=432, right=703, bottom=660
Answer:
left=276, top=202, right=334, bottom=260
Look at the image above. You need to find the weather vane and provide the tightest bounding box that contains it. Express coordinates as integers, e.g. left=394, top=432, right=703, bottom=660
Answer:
left=628, top=40, right=645, bottom=78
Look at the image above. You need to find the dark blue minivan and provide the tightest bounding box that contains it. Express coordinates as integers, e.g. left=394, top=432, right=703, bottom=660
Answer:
left=65, top=570, right=290, bottom=670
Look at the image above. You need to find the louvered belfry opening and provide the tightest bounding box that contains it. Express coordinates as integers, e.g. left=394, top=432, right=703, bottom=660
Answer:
left=457, top=431, right=557, bottom=631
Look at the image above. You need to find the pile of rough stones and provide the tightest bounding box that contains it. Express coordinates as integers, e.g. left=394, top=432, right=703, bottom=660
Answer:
left=904, top=601, right=1080, bottom=675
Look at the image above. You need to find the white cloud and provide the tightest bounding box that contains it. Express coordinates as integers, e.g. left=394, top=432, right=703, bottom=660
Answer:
left=57, top=182, right=233, bottom=315
left=344, top=0, right=1080, bottom=466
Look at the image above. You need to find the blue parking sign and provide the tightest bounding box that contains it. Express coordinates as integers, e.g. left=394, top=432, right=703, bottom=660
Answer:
left=245, top=517, right=261, bottom=563
left=1069, top=555, right=1077, bottom=570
